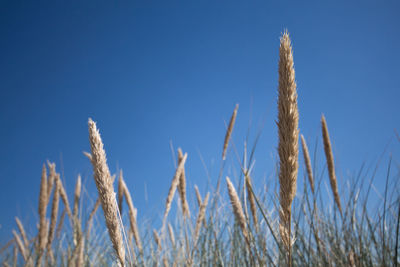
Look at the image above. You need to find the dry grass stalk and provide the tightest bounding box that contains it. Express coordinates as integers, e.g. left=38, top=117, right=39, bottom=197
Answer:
left=120, top=175, right=143, bottom=256
left=75, top=235, right=85, bottom=267
left=348, top=249, right=356, bottom=267
left=118, top=170, right=124, bottom=215
left=12, top=230, right=27, bottom=262
left=194, top=185, right=202, bottom=208
left=127, top=230, right=134, bottom=260
left=167, top=223, right=175, bottom=247
left=222, top=104, right=239, bottom=160
left=73, top=175, right=81, bottom=219
left=47, top=246, right=55, bottom=265
left=46, top=162, right=56, bottom=205
left=72, top=175, right=82, bottom=247
left=87, top=174, right=116, bottom=239
left=83, top=151, right=92, bottom=161
left=277, top=31, right=299, bottom=265
left=300, top=135, right=315, bottom=194
left=244, top=173, right=258, bottom=231
left=187, top=192, right=210, bottom=267
left=56, top=209, right=66, bottom=239
left=88, top=118, right=125, bottom=266
left=163, top=257, right=169, bottom=267
left=321, top=115, right=342, bottom=215
left=57, top=174, right=72, bottom=220
left=163, top=152, right=188, bottom=226
left=153, top=229, right=162, bottom=250
left=193, top=192, right=210, bottom=245
left=15, top=218, right=29, bottom=249
left=70, top=232, right=82, bottom=266
left=226, top=177, right=248, bottom=241
left=195, top=185, right=207, bottom=227
left=37, top=219, right=50, bottom=266
left=47, top=178, right=60, bottom=254
left=37, top=164, right=48, bottom=266
left=177, top=148, right=190, bottom=218
left=86, top=175, right=116, bottom=241
left=13, top=245, right=17, bottom=267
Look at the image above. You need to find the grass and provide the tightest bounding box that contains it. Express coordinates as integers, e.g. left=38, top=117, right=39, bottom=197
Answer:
left=1, top=31, right=399, bottom=267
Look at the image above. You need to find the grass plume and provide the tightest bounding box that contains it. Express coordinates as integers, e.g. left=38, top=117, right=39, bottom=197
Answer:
left=245, top=173, right=258, bottom=231
left=226, top=177, right=249, bottom=244
left=222, top=103, right=239, bottom=161
left=88, top=118, right=125, bottom=267
left=46, top=177, right=60, bottom=262
left=177, top=148, right=190, bottom=218
left=119, top=173, right=143, bottom=257
left=36, top=164, right=48, bottom=266
left=277, top=30, right=299, bottom=266
left=15, top=218, right=28, bottom=249
left=321, top=114, right=342, bottom=215
left=163, top=151, right=188, bottom=227
left=300, top=134, right=315, bottom=194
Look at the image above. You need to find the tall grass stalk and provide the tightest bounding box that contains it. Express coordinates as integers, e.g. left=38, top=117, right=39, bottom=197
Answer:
left=88, top=118, right=125, bottom=267
left=301, top=134, right=314, bottom=194
left=321, top=114, right=342, bottom=216
left=277, top=30, right=299, bottom=267
left=37, top=165, right=48, bottom=266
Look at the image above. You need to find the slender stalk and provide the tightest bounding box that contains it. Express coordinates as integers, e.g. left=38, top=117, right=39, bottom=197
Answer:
left=163, top=152, right=188, bottom=228
left=277, top=30, right=299, bottom=267
left=321, top=115, right=342, bottom=216
left=120, top=175, right=143, bottom=257
left=222, top=104, right=239, bottom=161
left=73, top=175, right=82, bottom=246
left=46, top=178, right=60, bottom=263
left=177, top=148, right=190, bottom=218
left=301, top=135, right=314, bottom=194
left=245, top=173, right=258, bottom=231
left=15, top=218, right=29, bottom=249
left=118, top=171, right=124, bottom=215
left=37, top=164, right=48, bottom=266
left=226, top=177, right=249, bottom=246
left=88, top=118, right=125, bottom=267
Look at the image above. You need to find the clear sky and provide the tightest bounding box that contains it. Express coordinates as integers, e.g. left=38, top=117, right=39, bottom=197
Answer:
left=1, top=1, right=399, bottom=242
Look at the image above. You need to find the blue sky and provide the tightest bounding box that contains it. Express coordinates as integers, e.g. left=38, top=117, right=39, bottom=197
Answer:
left=0, top=1, right=399, bottom=242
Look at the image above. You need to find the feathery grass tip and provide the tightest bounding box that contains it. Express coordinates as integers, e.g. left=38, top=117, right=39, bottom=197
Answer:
left=321, top=114, right=342, bottom=215
left=300, top=135, right=314, bottom=194
left=277, top=31, right=299, bottom=265
left=88, top=118, right=125, bottom=266
left=222, top=104, right=239, bottom=160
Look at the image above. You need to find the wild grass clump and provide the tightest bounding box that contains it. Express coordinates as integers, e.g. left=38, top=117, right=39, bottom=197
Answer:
left=1, top=31, right=399, bottom=267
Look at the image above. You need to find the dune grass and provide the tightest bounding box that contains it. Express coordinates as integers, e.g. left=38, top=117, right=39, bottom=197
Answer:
left=1, top=32, right=399, bottom=267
